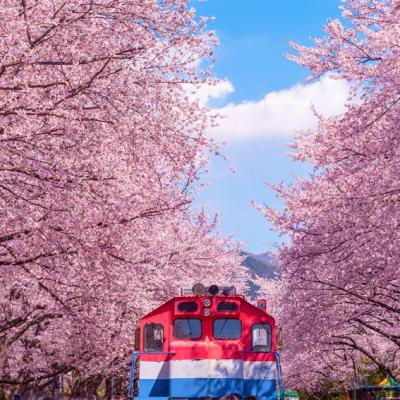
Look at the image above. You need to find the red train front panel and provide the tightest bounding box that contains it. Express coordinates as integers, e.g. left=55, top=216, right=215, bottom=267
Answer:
left=135, top=292, right=279, bottom=400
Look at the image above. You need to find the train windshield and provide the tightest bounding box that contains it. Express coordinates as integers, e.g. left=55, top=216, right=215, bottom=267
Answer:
left=213, top=319, right=241, bottom=339
left=173, top=318, right=201, bottom=339
left=144, top=323, right=164, bottom=353
left=252, top=323, right=271, bottom=352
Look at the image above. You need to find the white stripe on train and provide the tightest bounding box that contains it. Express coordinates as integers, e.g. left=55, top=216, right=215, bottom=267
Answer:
left=139, top=360, right=277, bottom=380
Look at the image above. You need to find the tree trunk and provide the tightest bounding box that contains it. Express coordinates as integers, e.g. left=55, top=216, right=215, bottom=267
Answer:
left=53, top=375, right=63, bottom=400
left=70, top=375, right=103, bottom=398
left=105, top=378, right=113, bottom=400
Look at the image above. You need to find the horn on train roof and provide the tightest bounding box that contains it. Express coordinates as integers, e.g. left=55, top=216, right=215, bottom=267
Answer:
left=180, top=284, right=236, bottom=296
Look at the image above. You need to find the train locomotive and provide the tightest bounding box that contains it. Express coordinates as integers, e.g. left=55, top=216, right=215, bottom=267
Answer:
left=128, top=284, right=284, bottom=400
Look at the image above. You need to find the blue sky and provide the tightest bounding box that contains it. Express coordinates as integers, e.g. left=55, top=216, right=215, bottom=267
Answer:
left=191, top=0, right=345, bottom=253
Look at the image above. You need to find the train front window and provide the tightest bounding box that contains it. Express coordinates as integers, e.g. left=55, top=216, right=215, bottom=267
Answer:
left=178, top=301, right=198, bottom=312
left=217, top=302, right=238, bottom=312
left=173, top=318, right=201, bottom=339
left=252, top=323, right=271, bottom=352
left=213, top=319, right=241, bottom=339
left=144, top=323, right=164, bottom=353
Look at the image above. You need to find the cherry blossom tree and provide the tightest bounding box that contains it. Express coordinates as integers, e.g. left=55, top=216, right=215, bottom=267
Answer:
left=0, top=0, right=245, bottom=393
left=261, top=0, right=400, bottom=390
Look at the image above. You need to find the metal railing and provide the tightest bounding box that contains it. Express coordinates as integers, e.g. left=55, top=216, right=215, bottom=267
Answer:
left=274, top=351, right=285, bottom=400
left=127, top=351, right=175, bottom=400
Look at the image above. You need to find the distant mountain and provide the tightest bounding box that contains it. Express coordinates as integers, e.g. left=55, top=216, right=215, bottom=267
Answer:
left=241, top=251, right=278, bottom=279
left=240, top=251, right=279, bottom=300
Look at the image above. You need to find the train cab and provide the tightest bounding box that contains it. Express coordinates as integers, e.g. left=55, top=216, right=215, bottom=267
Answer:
left=129, top=284, right=283, bottom=400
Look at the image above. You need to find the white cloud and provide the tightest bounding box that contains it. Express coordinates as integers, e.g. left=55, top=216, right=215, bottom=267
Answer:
left=189, top=79, right=235, bottom=105
left=207, top=75, right=351, bottom=141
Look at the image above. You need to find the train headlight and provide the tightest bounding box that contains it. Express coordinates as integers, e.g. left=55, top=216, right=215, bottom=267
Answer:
left=208, top=285, right=219, bottom=296
left=192, top=283, right=206, bottom=296
left=203, top=307, right=211, bottom=317
left=203, top=298, right=211, bottom=307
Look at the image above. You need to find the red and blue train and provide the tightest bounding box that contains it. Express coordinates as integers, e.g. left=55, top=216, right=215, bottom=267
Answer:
left=128, top=283, right=284, bottom=400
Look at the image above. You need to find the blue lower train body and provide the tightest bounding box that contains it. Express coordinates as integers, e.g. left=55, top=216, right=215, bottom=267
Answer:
left=131, top=358, right=281, bottom=400
left=138, top=377, right=277, bottom=399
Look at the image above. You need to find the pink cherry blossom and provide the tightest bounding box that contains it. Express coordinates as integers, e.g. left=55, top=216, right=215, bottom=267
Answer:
left=0, top=0, right=245, bottom=391
left=261, top=0, right=400, bottom=391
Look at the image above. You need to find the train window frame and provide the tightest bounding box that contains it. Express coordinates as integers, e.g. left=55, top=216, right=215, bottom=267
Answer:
left=173, top=318, right=202, bottom=340
left=144, top=323, right=164, bottom=353
left=177, top=301, right=198, bottom=312
left=213, top=318, right=242, bottom=340
left=251, top=323, right=272, bottom=352
left=217, top=301, right=238, bottom=312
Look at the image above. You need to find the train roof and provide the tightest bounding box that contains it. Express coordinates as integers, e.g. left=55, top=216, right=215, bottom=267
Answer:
left=141, top=293, right=275, bottom=322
